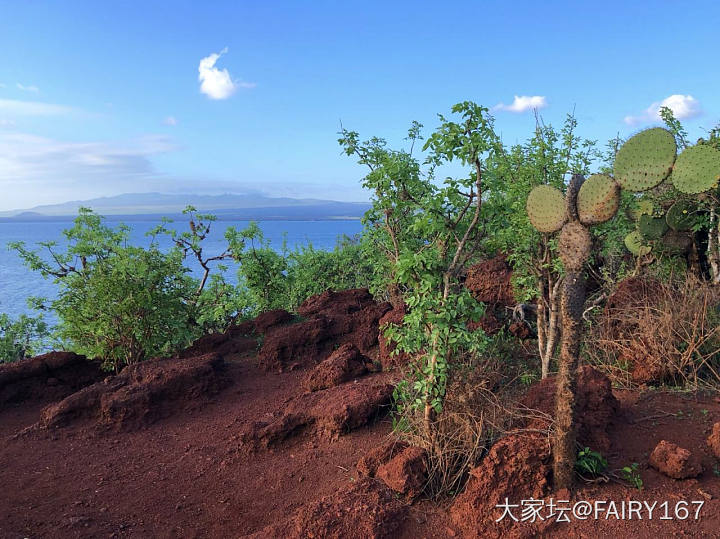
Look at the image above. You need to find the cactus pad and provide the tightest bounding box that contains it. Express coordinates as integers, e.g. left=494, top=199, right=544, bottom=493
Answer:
left=638, top=213, right=669, bottom=240
left=631, top=198, right=655, bottom=220
left=577, top=174, right=620, bottom=225
left=666, top=200, right=697, bottom=231
left=624, top=231, right=651, bottom=256
left=526, top=185, right=566, bottom=233
left=558, top=222, right=591, bottom=271
left=671, top=145, right=720, bottom=194
left=614, top=128, right=676, bottom=192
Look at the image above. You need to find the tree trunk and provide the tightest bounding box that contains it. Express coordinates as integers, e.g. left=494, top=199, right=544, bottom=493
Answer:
left=553, top=270, right=586, bottom=491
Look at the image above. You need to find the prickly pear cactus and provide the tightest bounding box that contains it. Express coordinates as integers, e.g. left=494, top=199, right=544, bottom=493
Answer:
left=624, top=230, right=651, bottom=256
left=526, top=173, right=620, bottom=491
left=526, top=184, right=567, bottom=232
left=666, top=200, right=696, bottom=231
left=613, top=127, right=676, bottom=191
left=637, top=212, right=669, bottom=240
left=577, top=173, right=620, bottom=225
left=671, top=145, right=720, bottom=194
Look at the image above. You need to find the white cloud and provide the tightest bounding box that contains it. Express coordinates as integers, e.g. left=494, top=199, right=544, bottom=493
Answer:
left=163, top=116, right=178, bottom=126
left=624, top=94, right=701, bottom=125
left=0, top=98, right=73, bottom=116
left=0, top=119, right=15, bottom=128
left=493, top=95, right=547, bottom=113
left=16, top=83, right=39, bottom=93
left=198, top=48, right=255, bottom=100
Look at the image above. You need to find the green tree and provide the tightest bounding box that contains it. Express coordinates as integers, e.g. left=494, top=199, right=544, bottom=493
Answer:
left=483, top=113, right=600, bottom=377
left=10, top=208, right=198, bottom=371
left=0, top=312, right=49, bottom=362
left=341, top=102, right=500, bottom=445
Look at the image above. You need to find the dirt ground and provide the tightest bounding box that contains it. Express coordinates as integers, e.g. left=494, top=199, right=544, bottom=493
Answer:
left=2, top=351, right=720, bottom=537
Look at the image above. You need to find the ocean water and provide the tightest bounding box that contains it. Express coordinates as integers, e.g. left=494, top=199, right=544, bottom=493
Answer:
left=0, top=219, right=364, bottom=321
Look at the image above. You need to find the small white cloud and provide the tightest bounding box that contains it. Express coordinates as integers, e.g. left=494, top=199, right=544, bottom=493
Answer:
left=198, top=48, right=254, bottom=100
left=0, top=98, right=72, bottom=116
left=624, top=94, right=701, bottom=125
left=163, top=116, right=178, bottom=126
left=493, top=95, right=547, bottom=113
left=16, top=83, right=39, bottom=93
left=0, top=119, right=16, bottom=128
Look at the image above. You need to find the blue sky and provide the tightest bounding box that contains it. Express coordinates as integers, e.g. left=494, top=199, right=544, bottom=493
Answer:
left=0, top=0, right=718, bottom=210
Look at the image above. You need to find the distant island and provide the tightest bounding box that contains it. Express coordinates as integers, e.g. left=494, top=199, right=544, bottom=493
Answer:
left=0, top=193, right=371, bottom=221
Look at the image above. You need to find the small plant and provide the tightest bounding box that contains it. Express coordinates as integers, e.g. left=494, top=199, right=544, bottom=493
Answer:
left=575, top=447, right=608, bottom=477
left=620, top=463, right=644, bottom=490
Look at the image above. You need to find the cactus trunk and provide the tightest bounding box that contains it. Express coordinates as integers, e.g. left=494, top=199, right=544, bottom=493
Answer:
left=553, top=269, right=586, bottom=490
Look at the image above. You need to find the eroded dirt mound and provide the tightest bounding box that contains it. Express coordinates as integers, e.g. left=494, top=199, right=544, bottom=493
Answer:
left=304, top=343, right=370, bottom=392
left=649, top=439, right=703, bottom=479
left=708, top=422, right=720, bottom=458
left=178, top=323, right=257, bottom=359
left=253, top=309, right=294, bottom=334
left=248, top=477, right=407, bottom=539
left=357, top=438, right=409, bottom=478
left=240, top=377, right=394, bottom=448
left=465, top=254, right=514, bottom=306
left=450, top=431, right=552, bottom=538
left=37, top=353, right=230, bottom=431
left=0, top=351, right=105, bottom=407
left=376, top=445, right=428, bottom=498
left=259, top=288, right=392, bottom=371
left=601, top=276, right=671, bottom=385
left=523, top=365, right=619, bottom=452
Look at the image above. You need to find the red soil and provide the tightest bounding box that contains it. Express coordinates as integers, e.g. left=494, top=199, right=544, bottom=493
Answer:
left=2, top=285, right=720, bottom=539
left=3, top=353, right=720, bottom=537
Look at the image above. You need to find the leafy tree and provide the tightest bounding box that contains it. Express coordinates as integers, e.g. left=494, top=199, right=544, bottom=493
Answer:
left=0, top=312, right=49, bottom=362
left=10, top=208, right=198, bottom=371
left=484, top=113, right=600, bottom=377
left=340, top=102, right=500, bottom=444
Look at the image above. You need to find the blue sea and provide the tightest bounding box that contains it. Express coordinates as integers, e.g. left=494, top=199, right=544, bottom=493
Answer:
left=0, top=219, right=364, bottom=322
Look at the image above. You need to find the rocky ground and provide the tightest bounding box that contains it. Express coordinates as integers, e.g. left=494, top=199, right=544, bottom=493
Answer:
left=2, top=285, right=720, bottom=538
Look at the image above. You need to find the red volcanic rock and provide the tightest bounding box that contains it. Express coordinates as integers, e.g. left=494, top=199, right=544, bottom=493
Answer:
left=465, top=254, right=514, bottom=307
left=303, top=343, right=369, bottom=392
left=0, top=351, right=104, bottom=407
left=522, top=366, right=618, bottom=452
left=240, top=378, right=394, bottom=449
left=253, top=309, right=294, bottom=334
left=259, top=289, right=391, bottom=372
left=357, top=438, right=409, bottom=478
left=707, top=423, right=720, bottom=459
left=37, top=353, right=230, bottom=432
left=450, top=432, right=551, bottom=538
left=649, top=440, right=703, bottom=479
left=249, top=478, right=407, bottom=539
left=376, top=446, right=428, bottom=498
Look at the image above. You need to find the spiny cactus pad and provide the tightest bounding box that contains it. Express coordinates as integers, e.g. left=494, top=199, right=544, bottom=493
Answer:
left=666, top=200, right=697, bottom=231
left=671, top=145, right=720, bottom=194
left=526, top=185, right=566, bottom=233
left=614, top=128, right=676, bottom=192
left=577, top=174, right=620, bottom=225
left=624, top=231, right=651, bottom=256
left=632, top=198, right=655, bottom=220
left=558, top=222, right=591, bottom=271
left=638, top=213, right=669, bottom=240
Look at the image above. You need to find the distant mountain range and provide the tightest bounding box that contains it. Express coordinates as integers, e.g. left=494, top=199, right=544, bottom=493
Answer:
left=0, top=193, right=371, bottom=221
